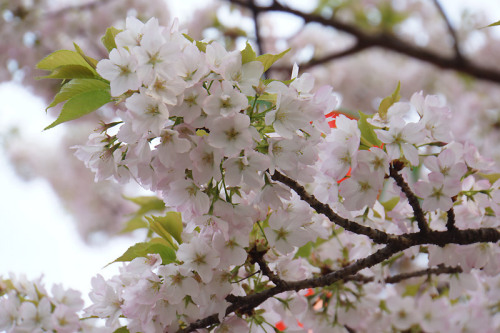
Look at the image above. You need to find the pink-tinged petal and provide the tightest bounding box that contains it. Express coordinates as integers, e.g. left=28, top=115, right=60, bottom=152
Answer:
left=401, top=143, right=419, bottom=166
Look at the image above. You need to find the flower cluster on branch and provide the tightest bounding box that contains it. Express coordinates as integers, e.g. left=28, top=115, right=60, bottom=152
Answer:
left=3, top=6, right=500, bottom=332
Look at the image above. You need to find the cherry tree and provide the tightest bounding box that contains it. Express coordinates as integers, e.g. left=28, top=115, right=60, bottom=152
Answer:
left=3, top=0, right=500, bottom=332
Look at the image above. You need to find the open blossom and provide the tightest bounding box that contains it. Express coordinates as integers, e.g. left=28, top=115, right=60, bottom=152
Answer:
left=177, top=240, right=220, bottom=283
left=265, top=93, right=310, bottom=139
left=96, top=47, right=140, bottom=96
left=265, top=208, right=311, bottom=254
left=339, top=163, right=384, bottom=211
left=411, top=91, right=452, bottom=142
left=375, top=118, right=425, bottom=166
left=223, top=150, right=270, bottom=188
left=17, top=297, right=53, bottom=331
left=207, top=113, right=254, bottom=156
left=423, top=148, right=466, bottom=181
left=203, top=80, right=248, bottom=116
left=85, top=274, right=122, bottom=327
left=413, top=172, right=461, bottom=211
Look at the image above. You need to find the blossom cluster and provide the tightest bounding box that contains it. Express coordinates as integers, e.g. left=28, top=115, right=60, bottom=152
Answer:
left=0, top=274, right=100, bottom=333
left=73, top=16, right=338, bottom=331
left=37, top=15, right=500, bottom=333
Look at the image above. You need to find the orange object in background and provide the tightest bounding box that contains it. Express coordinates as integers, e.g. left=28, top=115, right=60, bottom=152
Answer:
left=326, top=110, right=357, bottom=128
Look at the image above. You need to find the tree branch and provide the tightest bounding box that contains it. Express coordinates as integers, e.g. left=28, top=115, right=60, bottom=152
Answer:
left=45, top=0, right=116, bottom=18
left=446, top=207, right=457, bottom=231
left=347, top=265, right=463, bottom=284
left=270, top=170, right=395, bottom=244
left=389, top=165, right=430, bottom=233
left=248, top=246, right=286, bottom=287
left=177, top=225, right=500, bottom=332
left=273, top=42, right=368, bottom=72
left=432, top=0, right=463, bottom=61
left=227, top=0, right=500, bottom=85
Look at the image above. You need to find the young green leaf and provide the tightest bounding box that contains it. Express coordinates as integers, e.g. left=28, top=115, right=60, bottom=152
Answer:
left=182, top=33, right=209, bottom=52
left=73, top=43, right=99, bottom=69
left=44, top=89, right=111, bottom=130
left=47, top=79, right=109, bottom=110
left=480, top=19, right=500, bottom=29
left=101, top=27, right=121, bottom=52
left=108, top=241, right=176, bottom=266
left=381, top=197, right=400, bottom=213
left=120, top=216, right=148, bottom=234
left=147, top=212, right=183, bottom=245
left=37, top=50, right=94, bottom=71
left=241, top=42, right=257, bottom=64
left=256, top=48, right=290, bottom=72
left=358, top=111, right=382, bottom=149
left=124, top=195, right=166, bottom=215
left=39, top=65, right=97, bottom=80
left=378, top=81, right=401, bottom=120
left=295, top=242, right=313, bottom=259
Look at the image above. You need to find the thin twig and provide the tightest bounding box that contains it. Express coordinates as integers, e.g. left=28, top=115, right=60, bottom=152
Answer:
left=346, top=265, right=463, bottom=284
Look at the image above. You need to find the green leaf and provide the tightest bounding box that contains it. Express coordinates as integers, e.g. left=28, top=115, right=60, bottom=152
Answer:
left=381, top=197, right=399, bottom=212
left=478, top=173, right=500, bottom=184
left=295, top=242, right=313, bottom=259
left=44, top=89, right=111, bottom=130
left=113, top=327, right=130, bottom=333
left=241, top=42, right=257, bottom=64
left=108, top=241, right=176, bottom=266
left=182, top=33, right=209, bottom=52
left=124, top=195, right=165, bottom=215
left=37, top=50, right=94, bottom=71
left=39, top=65, right=97, bottom=79
left=481, top=19, right=500, bottom=29
left=73, top=43, right=98, bottom=69
left=256, top=49, right=290, bottom=72
left=358, top=111, right=382, bottom=149
left=120, top=216, right=148, bottom=234
left=148, top=212, right=183, bottom=244
left=402, top=283, right=421, bottom=297
left=47, top=79, right=109, bottom=109
left=101, top=27, right=121, bottom=52
left=378, top=81, right=400, bottom=120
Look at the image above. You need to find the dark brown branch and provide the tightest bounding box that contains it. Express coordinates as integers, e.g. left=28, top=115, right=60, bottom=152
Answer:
left=446, top=207, right=457, bottom=231
left=389, top=165, right=430, bottom=233
left=45, top=0, right=116, bottom=18
left=177, top=226, right=500, bottom=332
left=249, top=0, right=264, bottom=55
left=346, top=265, right=463, bottom=284
left=404, top=227, right=500, bottom=247
left=270, top=170, right=395, bottom=244
left=385, top=265, right=462, bottom=283
left=273, top=42, right=368, bottom=72
left=248, top=246, right=285, bottom=287
left=432, top=0, right=463, bottom=61
left=178, top=245, right=403, bottom=333
left=228, top=0, right=500, bottom=85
